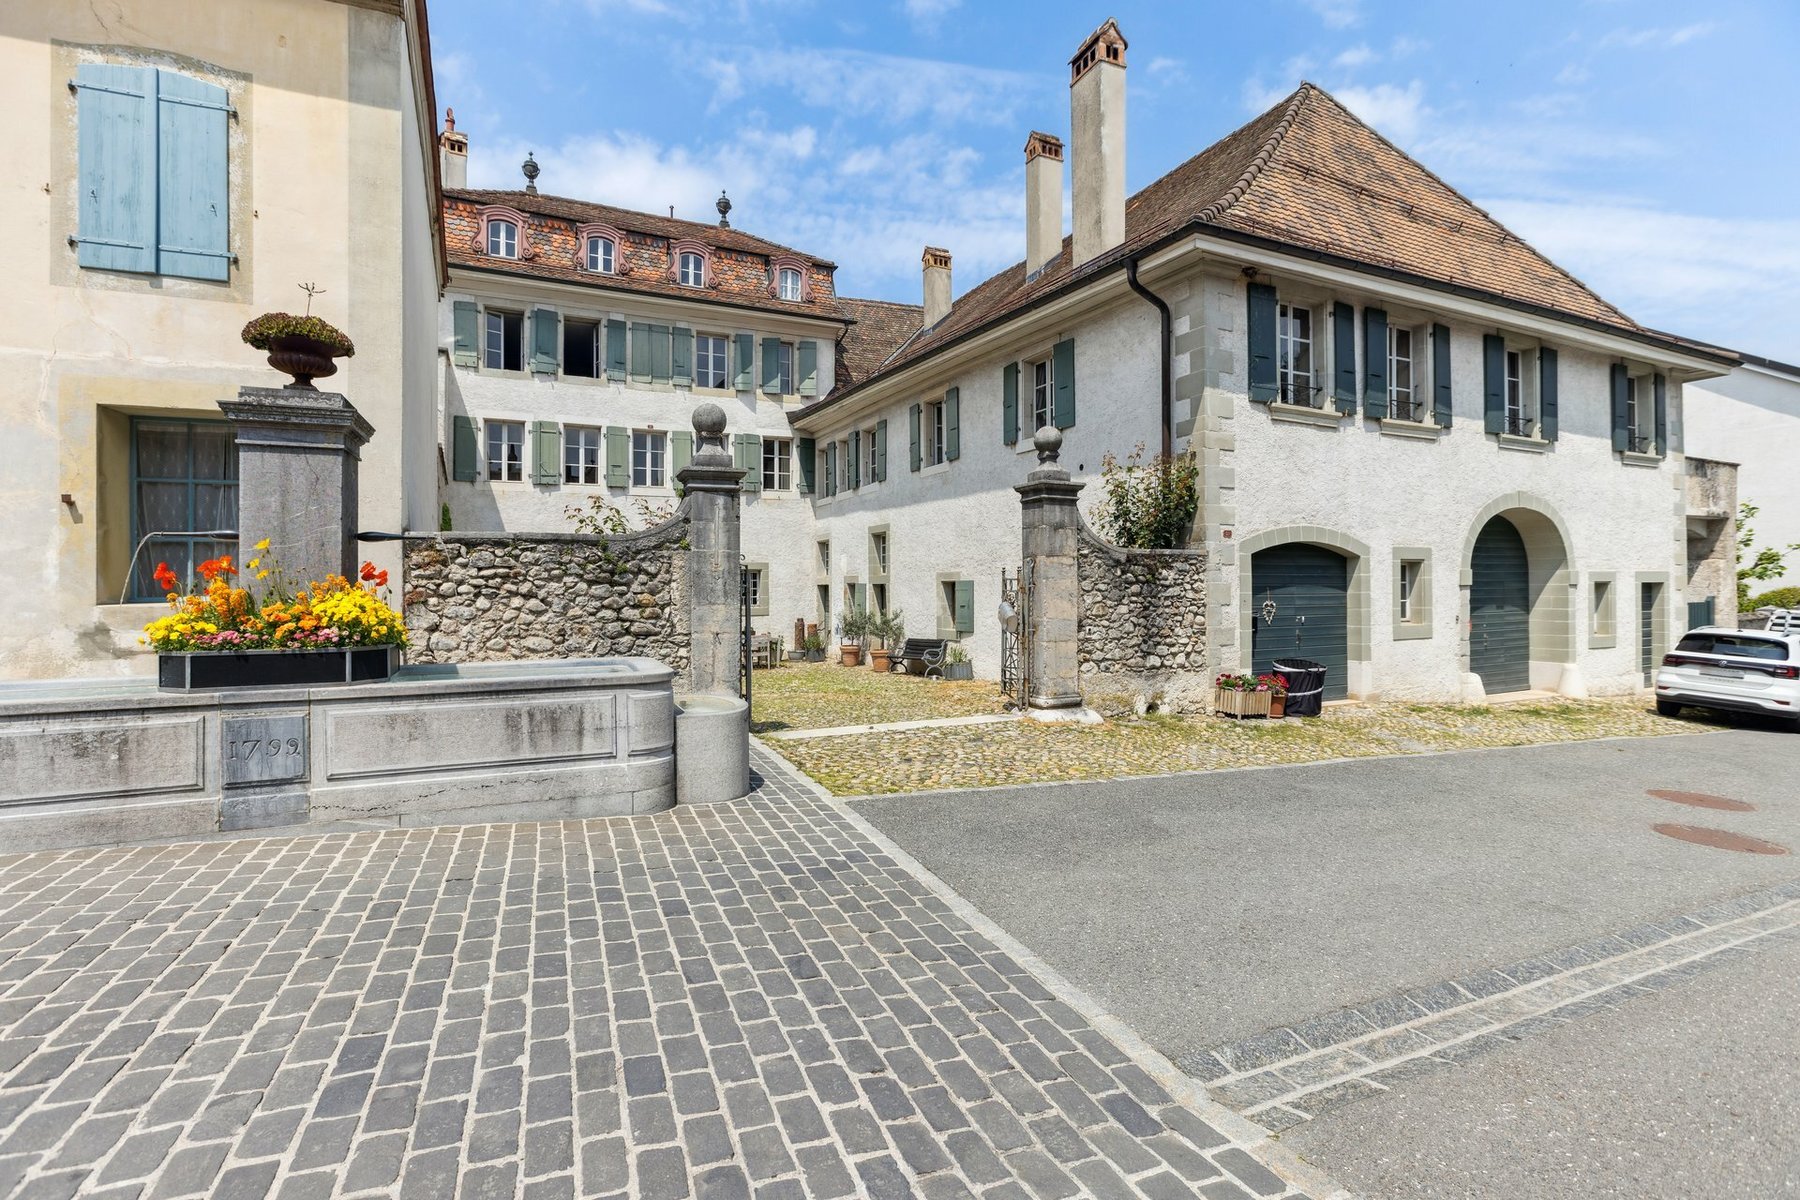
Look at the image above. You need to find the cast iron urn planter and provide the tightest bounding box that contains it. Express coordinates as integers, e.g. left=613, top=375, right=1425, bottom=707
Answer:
left=241, top=313, right=356, bottom=391
left=264, top=334, right=347, bottom=390
left=158, top=646, right=399, bottom=691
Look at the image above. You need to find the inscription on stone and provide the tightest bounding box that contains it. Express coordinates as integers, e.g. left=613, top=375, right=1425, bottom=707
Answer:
left=222, top=714, right=309, bottom=786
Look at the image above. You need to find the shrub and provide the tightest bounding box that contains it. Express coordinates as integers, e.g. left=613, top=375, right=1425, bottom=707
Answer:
left=1093, top=444, right=1199, bottom=549
left=240, top=313, right=355, bottom=356
left=1748, top=585, right=1800, bottom=611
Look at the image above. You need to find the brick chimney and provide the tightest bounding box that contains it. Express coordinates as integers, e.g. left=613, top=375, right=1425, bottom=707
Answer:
left=1024, top=132, right=1064, bottom=280
left=922, top=247, right=953, bottom=328
left=439, top=107, right=468, bottom=189
left=1069, top=19, right=1126, bottom=268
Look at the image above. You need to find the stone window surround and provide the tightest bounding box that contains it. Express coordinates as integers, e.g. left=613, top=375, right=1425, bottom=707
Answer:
left=768, top=254, right=812, bottom=302
left=934, top=572, right=971, bottom=641
left=481, top=305, right=526, bottom=375
left=1392, top=547, right=1433, bottom=642
left=473, top=204, right=536, bottom=260
left=814, top=538, right=830, bottom=582
left=1589, top=571, right=1618, bottom=650
left=1634, top=571, right=1672, bottom=681
left=575, top=221, right=627, bottom=274
left=867, top=525, right=891, bottom=583
left=669, top=238, right=713, bottom=288
left=1234, top=526, right=1372, bottom=697
left=1270, top=280, right=1340, bottom=412
left=745, top=561, right=770, bottom=616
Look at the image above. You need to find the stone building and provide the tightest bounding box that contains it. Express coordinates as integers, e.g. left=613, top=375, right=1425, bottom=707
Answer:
left=1683, top=353, right=1800, bottom=598
left=2, top=0, right=445, bottom=679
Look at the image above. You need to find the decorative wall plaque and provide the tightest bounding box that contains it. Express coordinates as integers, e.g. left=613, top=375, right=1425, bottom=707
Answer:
left=222, top=714, right=309, bottom=786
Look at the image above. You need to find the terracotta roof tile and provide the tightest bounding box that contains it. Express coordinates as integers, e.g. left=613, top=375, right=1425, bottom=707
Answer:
left=836, top=297, right=924, bottom=388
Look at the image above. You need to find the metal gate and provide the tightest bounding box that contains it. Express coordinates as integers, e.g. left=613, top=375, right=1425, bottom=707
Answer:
left=999, top=563, right=1032, bottom=709
left=739, top=563, right=753, bottom=705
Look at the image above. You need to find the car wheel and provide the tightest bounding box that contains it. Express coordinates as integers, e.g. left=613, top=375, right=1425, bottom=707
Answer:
left=1655, top=700, right=1682, bottom=718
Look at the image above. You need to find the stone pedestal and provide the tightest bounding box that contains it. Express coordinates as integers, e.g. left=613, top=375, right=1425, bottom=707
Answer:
left=1016, top=428, right=1089, bottom=714
left=677, top=404, right=746, bottom=698
left=218, top=387, right=373, bottom=587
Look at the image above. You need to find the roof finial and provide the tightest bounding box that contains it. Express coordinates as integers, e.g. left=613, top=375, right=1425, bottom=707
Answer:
left=521, top=152, right=539, bottom=194
left=444, top=107, right=455, bottom=132
left=716, top=189, right=733, bottom=228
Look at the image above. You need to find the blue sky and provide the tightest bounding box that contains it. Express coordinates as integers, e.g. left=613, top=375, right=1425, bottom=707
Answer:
left=431, top=0, right=1800, bottom=361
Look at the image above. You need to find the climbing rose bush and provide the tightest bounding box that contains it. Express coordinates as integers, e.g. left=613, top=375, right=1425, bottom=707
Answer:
left=141, top=542, right=405, bottom=652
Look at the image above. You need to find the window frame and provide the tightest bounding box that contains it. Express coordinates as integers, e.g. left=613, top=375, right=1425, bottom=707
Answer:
left=561, top=317, right=601, bottom=380
left=126, top=416, right=239, bottom=603
left=927, top=400, right=947, bottom=467
left=776, top=342, right=796, bottom=395
left=762, top=437, right=793, bottom=492
left=486, top=219, right=518, bottom=259
left=677, top=251, right=705, bottom=288
left=585, top=235, right=616, bottom=274
left=631, top=429, right=668, bottom=489
left=694, top=333, right=730, bottom=390
left=483, top=309, right=524, bottom=372
left=485, top=418, right=525, bottom=483
left=1388, top=325, right=1420, bottom=422
left=1625, top=373, right=1658, bottom=454
left=777, top=268, right=803, bottom=302
left=1590, top=573, right=1618, bottom=649
left=1502, top=344, right=1540, bottom=438
left=564, top=425, right=602, bottom=485
left=1277, top=301, right=1316, bottom=406
left=864, top=426, right=880, bottom=483
left=1030, top=358, right=1053, bottom=432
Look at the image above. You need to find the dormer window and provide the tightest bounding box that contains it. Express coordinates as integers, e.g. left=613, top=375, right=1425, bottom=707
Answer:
left=575, top=222, right=627, bottom=275
left=768, top=255, right=811, bottom=303
left=487, top=220, right=518, bottom=258
left=587, top=236, right=615, bottom=273
left=778, top=268, right=803, bottom=302
left=678, top=252, right=705, bottom=287
left=472, top=205, right=534, bottom=260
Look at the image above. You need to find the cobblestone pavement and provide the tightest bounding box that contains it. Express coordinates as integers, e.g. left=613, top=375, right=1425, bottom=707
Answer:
left=0, top=747, right=1323, bottom=1200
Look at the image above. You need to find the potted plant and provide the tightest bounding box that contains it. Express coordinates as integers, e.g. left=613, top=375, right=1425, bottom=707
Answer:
left=242, top=312, right=356, bottom=390
left=836, top=606, right=873, bottom=667
left=143, top=544, right=406, bottom=690
left=1213, top=672, right=1273, bottom=719
left=942, top=643, right=974, bottom=681
left=801, top=632, right=826, bottom=662
left=868, top=610, right=906, bottom=672
left=1262, top=674, right=1288, bottom=719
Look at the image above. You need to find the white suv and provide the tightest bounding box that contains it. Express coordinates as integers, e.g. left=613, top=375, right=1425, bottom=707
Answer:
left=1654, top=617, right=1800, bottom=730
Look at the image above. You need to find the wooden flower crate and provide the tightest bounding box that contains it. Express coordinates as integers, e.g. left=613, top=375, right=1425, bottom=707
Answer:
left=1214, top=687, right=1272, bottom=720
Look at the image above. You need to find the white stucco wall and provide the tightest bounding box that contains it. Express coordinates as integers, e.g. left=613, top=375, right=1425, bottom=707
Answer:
left=1684, top=361, right=1800, bottom=594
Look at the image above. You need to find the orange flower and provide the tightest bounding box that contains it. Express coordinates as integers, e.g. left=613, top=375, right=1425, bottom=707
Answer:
left=197, top=556, right=237, bottom=583
left=359, top=561, right=377, bottom=583
left=153, top=562, right=179, bottom=594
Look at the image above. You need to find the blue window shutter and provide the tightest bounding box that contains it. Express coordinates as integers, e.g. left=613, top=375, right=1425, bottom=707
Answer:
left=155, top=70, right=230, bottom=281
left=1610, top=363, right=1630, bottom=452
left=875, top=419, right=888, bottom=482
left=1361, top=307, right=1387, bottom=418
left=74, top=64, right=158, bottom=275
left=1653, top=373, right=1667, bottom=455
left=909, top=403, right=922, bottom=472
left=605, top=319, right=628, bottom=380
left=672, top=327, right=693, bottom=387
left=953, top=580, right=974, bottom=635
left=1051, top=340, right=1076, bottom=429
left=797, top=340, right=819, bottom=396
left=671, top=430, right=693, bottom=475
left=452, top=301, right=478, bottom=367
left=1538, top=347, right=1559, bottom=442
left=531, top=421, right=560, bottom=484
left=1483, top=335, right=1506, bottom=434
left=796, top=436, right=816, bottom=494
left=451, top=415, right=477, bottom=481
left=530, top=308, right=560, bottom=374
left=1002, top=362, right=1019, bottom=445
left=945, top=388, right=961, bottom=460
left=761, top=337, right=782, bottom=392
left=605, top=426, right=630, bottom=487
left=734, top=333, right=755, bottom=390
left=1333, top=302, right=1357, bottom=411
left=1246, top=283, right=1278, bottom=404
left=1431, top=323, right=1452, bottom=428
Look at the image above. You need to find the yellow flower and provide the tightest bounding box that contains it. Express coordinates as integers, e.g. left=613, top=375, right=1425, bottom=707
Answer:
left=255, top=538, right=271, bottom=552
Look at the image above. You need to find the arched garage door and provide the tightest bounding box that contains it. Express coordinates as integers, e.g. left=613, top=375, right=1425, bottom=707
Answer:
left=1470, top=515, right=1531, bottom=695
left=1251, top=544, right=1349, bottom=701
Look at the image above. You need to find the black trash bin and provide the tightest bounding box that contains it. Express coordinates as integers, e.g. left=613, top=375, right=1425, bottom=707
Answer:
left=1273, top=658, right=1327, bottom=718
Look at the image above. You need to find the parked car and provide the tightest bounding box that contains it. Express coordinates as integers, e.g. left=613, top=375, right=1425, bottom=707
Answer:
left=1654, top=617, right=1800, bottom=730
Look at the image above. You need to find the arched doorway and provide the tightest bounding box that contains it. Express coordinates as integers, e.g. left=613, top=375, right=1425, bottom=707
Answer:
left=1250, top=543, right=1350, bottom=700
left=1470, top=516, right=1531, bottom=694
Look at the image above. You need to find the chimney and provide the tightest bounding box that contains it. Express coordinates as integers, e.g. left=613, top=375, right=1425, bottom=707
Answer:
left=1069, top=19, right=1127, bottom=268
left=921, top=247, right=952, bottom=328
left=438, top=107, right=468, bottom=189
left=1024, top=132, right=1064, bottom=280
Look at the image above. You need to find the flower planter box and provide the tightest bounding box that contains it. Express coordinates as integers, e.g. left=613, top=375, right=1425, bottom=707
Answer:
left=1214, top=687, right=1272, bottom=720
left=942, top=662, right=974, bottom=681
left=158, top=646, right=400, bottom=691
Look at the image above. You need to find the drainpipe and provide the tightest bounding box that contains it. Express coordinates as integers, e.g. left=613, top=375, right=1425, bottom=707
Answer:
left=1124, top=256, right=1172, bottom=461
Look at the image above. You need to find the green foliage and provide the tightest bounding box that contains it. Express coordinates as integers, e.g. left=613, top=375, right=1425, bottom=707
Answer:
left=240, top=313, right=355, bottom=356
left=1748, top=585, right=1800, bottom=611
left=836, top=605, right=877, bottom=646
left=1736, top=502, right=1799, bottom=609
left=564, top=494, right=680, bottom=569
left=870, top=609, right=907, bottom=647
left=1093, top=445, right=1199, bottom=549
left=439, top=502, right=452, bottom=532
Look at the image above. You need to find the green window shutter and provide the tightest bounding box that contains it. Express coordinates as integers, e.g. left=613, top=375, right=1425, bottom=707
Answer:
left=630, top=324, right=652, bottom=382
left=953, top=580, right=974, bottom=635
left=671, top=429, right=693, bottom=475
left=738, top=434, right=762, bottom=492
left=605, top=319, right=628, bottom=380
left=1483, top=334, right=1506, bottom=434
left=1002, top=362, right=1020, bottom=445
left=1538, top=347, right=1559, bottom=442
left=650, top=323, right=672, bottom=383
left=1333, top=302, right=1357, bottom=411
left=945, top=388, right=961, bottom=460
left=1653, top=373, right=1668, bottom=455
left=761, top=336, right=782, bottom=392
left=1431, top=323, right=1452, bottom=427
left=672, top=327, right=693, bottom=387
left=796, top=436, right=816, bottom=494
left=1051, top=339, right=1076, bottom=429
left=734, top=333, right=755, bottom=390
left=797, top=340, right=819, bottom=397
left=451, top=415, right=477, bottom=481
left=855, top=583, right=867, bottom=612
left=74, top=64, right=158, bottom=275
left=605, top=426, right=630, bottom=487
left=1247, top=283, right=1278, bottom=404
left=530, top=308, right=560, bottom=374
left=825, top=443, right=836, bottom=496
left=875, top=419, right=888, bottom=482
left=909, top=403, right=922, bottom=472
left=531, top=421, right=560, bottom=484
left=154, top=70, right=231, bottom=282
left=848, top=430, right=861, bottom=489
left=1610, top=363, right=1630, bottom=452
left=452, top=300, right=479, bottom=367
left=1361, top=307, right=1387, bottom=418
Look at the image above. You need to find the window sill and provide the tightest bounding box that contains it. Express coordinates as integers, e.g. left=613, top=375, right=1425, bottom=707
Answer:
left=1591, top=633, right=1618, bottom=650
left=1377, top=419, right=1444, bottom=441
left=1496, top=433, right=1549, bottom=453
left=1268, top=402, right=1344, bottom=429
left=1393, top=622, right=1433, bottom=641
left=920, top=461, right=951, bottom=477
left=479, top=368, right=531, bottom=380
left=1620, top=450, right=1664, bottom=467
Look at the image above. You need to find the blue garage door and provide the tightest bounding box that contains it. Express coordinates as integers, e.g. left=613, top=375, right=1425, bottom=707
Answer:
left=1470, top=516, right=1531, bottom=695
left=1251, top=543, right=1350, bottom=701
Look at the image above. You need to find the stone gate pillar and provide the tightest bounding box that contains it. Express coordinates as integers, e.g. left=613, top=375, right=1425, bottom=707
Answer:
left=1016, top=428, right=1093, bottom=718
left=218, top=387, right=373, bottom=587
left=677, top=404, right=746, bottom=697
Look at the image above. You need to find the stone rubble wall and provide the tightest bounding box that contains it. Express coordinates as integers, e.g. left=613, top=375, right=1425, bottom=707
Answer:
left=403, top=513, right=691, bottom=679
left=1076, top=519, right=1210, bottom=715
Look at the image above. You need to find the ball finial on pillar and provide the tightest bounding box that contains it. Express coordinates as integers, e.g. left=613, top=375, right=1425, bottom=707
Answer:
left=691, top=402, right=730, bottom=464
left=1033, top=425, right=1062, bottom=465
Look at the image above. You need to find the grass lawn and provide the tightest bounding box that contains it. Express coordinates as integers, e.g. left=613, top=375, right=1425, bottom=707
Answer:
left=749, top=660, right=1011, bottom=733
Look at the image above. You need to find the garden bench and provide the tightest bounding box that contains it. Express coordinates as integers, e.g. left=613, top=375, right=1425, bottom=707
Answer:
left=890, top=638, right=949, bottom=678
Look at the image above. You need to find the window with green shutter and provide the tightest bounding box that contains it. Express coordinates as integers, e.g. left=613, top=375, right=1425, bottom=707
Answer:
left=1051, top=340, right=1076, bottom=429
left=672, top=327, right=693, bottom=387
left=954, top=579, right=974, bottom=635
left=736, top=434, right=762, bottom=492
left=874, top=419, right=888, bottom=482
left=848, top=430, right=861, bottom=489
left=796, top=436, right=816, bottom=494
left=1484, top=335, right=1507, bottom=435
left=1538, top=347, right=1559, bottom=442
left=630, top=324, right=654, bottom=383
left=944, top=388, right=961, bottom=460
left=451, top=415, right=478, bottom=481
left=797, top=340, right=819, bottom=396
left=605, top=319, right=628, bottom=380
left=530, top=309, right=560, bottom=374
left=1247, top=283, right=1278, bottom=404
left=530, top=421, right=560, bottom=485
left=1002, top=362, right=1020, bottom=445
left=452, top=301, right=478, bottom=367
left=761, top=336, right=783, bottom=392
left=909, top=403, right=922, bottom=472
left=649, top=324, right=672, bottom=383
left=825, top=442, right=837, bottom=496
left=604, top=426, right=630, bottom=487
left=1653, top=373, right=1668, bottom=456
left=1361, top=307, right=1387, bottom=418
left=1333, top=303, right=1357, bottom=411
left=735, top=333, right=755, bottom=391
left=1431, top=323, right=1453, bottom=427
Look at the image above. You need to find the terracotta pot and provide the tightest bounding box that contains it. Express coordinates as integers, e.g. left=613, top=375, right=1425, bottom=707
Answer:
left=839, top=644, right=862, bottom=667
left=266, top=334, right=346, bottom=390
left=869, top=648, right=892, bottom=672
left=1269, top=693, right=1286, bottom=719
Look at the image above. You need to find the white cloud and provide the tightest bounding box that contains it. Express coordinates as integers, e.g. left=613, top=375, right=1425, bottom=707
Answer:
left=468, top=131, right=763, bottom=220
left=1300, top=0, right=1361, bottom=29
left=1146, top=56, right=1188, bottom=83
left=1388, top=36, right=1427, bottom=59
left=901, top=0, right=959, bottom=26
left=1332, top=44, right=1377, bottom=69
left=1600, top=22, right=1717, bottom=49
left=1555, top=62, right=1591, bottom=86
left=1329, top=80, right=1429, bottom=141
left=696, top=45, right=1040, bottom=128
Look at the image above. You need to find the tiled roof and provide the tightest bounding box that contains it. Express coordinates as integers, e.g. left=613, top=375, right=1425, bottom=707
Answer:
left=836, top=298, right=924, bottom=389
left=816, top=83, right=1696, bottom=411
left=444, top=188, right=845, bottom=322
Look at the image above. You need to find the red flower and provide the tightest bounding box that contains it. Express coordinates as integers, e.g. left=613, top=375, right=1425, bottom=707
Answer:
left=360, top=561, right=389, bottom=588
left=153, top=562, right=179, bottom=594
left=196, top=556, right=237, bottom=583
